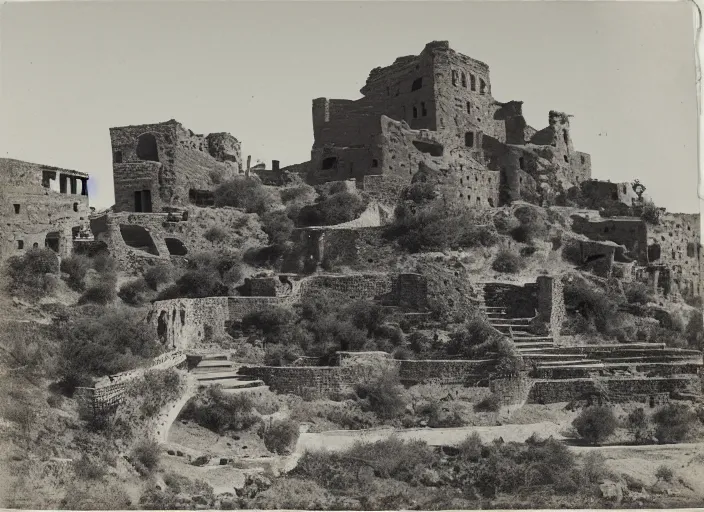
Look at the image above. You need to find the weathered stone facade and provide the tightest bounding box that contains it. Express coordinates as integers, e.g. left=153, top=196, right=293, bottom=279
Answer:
left=0, top=158, right=91, bottom=261
left=110, top=120, right=242, bottom=213
left=295, top=41, right=591, bottom=208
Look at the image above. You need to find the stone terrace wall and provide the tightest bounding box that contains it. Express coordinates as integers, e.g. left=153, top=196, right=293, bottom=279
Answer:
left=528, top=375, right=700, bottom=404
left=238, top=366, right=355, bottom=398
left=399, top=359, right=495, bottom=384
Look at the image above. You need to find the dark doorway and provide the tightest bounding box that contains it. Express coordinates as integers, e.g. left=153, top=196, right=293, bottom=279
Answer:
left=322, top=157, right=338, bottom=170
left=136, top=133, right=159, bottom=162
left=165, top=238, right=188, bottom=256
left=45, top=232, right=60, bottom=253
left=134, top=190, right=153, bottom=213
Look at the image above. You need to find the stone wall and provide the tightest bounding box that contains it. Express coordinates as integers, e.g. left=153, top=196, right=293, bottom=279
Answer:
left=537, top=276, right=565, bottom=339
left=528, top=375, right=700, bottom=404
left=489, top=375, right=535, bottom=406
left=580, top=180, right=640, bottom=208
left=238, top=366, right=354, bottom=398
left=571, top=216, right=649, bottom=265
left=0, top=158, right=91, bottom=261
left=109, top=120, right=241, bottom=213
left=399, top=359, right=495, bottom=384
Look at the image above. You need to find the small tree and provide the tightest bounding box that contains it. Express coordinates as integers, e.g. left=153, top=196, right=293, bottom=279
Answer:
left=492, top=249, right=524, bottom=274
left=60, top=254, right=91, bottom=291
left=572, top=406, right=617, bottom=445
left=653, top=403, right=698, bottom=444
left=655, top=465, right=674, bottom=482
left=626, top=407, right=651, bottom=443
left=261, top=418, right=300, bottom=455
left=143, top=264, right=173, bottom=290
left=131, top=439, right=161, bottom=476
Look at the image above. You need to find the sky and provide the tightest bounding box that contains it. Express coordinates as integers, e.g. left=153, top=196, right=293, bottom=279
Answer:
left=0, top=0, right=700, bottom=214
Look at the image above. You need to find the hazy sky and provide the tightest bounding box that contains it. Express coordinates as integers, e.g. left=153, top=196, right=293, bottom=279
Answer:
left=0, top=1, right=699, bottom=213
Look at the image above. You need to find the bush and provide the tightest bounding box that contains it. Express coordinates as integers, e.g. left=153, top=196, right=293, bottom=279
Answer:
left=640, top=201, right=662, bottom=225
left=474, top=393, right=501, bottom=412
left=78, top=279, right=117, bottom=305
left=118, top=278, right=151, bottom=306
left=653, top=403, right=698, bottom=444
left=354, top=368, right=408, bottom=420
left=5, top=248, right=60, bottom=295
left=492, top=248, right=524, bottom=273
left=625, top=282, right=652, bottom=305
left=261, top=418, right=300, bottom=455
left=180, top=386, right=259, bottom=433
left=457, top=432, right=484, bottom=462
left=204, top=225, right=229, bottom=243
left=261, top=210, right=295, bottom=245
left=563, top=279, right=623, bottom=334
left=447, top=313, right=504, bottom=358
left=57, top=306, right=162, bottom=387
left=297, top=191, right=367, bottom=227
left=143, top=263, right=173, bottom=290
left=655, top=464, right=674, bottom=482
left=60, top=255, right=91, bottom=291
left=581, top=452, right=609, bottom=484
left=572, top=406, right=617, bottom=445
left=131, top=439, right=161, bottom=475
left=214, top=176, right=279, bottom=215
left=511, top=206, right=547, bottom=244
left=73, top=454, right=106, bottom=480
left=242, top=307, right=296, bottom=340
left=157, top=268, right=228, bottom=300
left=626, top=407, right=651, bottom=443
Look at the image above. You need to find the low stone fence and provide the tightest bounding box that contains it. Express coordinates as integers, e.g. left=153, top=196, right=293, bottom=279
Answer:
left=527, top=375, right=700, bottom=404
left=399, top=359, right=495, bottom=385
left=75, top=349, right=186, bottom=417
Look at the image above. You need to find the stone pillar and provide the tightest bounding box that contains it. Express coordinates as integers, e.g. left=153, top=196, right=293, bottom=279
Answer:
left=537, top=276, right=565, bottom=341
left=272, top=160, right=280, bottom=171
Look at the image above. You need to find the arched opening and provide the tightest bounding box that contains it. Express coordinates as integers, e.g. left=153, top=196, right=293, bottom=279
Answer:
left=136, top=133, right=159, bottom=162
left=563, top=130, right=569, bottom=144
left=451, top=70, right=458, bottom=86
left=73, top=202, right=79, bottom=212
left=119, top=224, right=159, bottom=255
left=157, top=311, right=168, bottom=344
left=45, top=231, right=60, bottom=253
left=519, top=157, right=525, bottom=171
left=412, top=106, right=418, bottom=119
left=470, top=74, right=476, bottom=91
left=461, top=72, right=467, bottom=88
left=488, top=198, right=494, bottom=207
left=411, top=77, right=423, bottom=91
left=479, top=78, right=486, bottom=94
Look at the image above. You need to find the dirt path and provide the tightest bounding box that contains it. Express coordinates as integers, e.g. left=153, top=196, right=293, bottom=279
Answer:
left=295, top=421, right=565, bottom=453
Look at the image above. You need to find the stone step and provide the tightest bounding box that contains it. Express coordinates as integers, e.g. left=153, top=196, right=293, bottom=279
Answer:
left=199, top=353, right=230, bottom=361
left=194, top=371, right=246, bottom=382
left=512, top=336, right=553, bottom=342
left=536, top=359, right=603, bottom=368
left=195, top=360, right=233, bottom=369
left=216, top=379, right=265, bottom=390
left=221, top=385, right=270, bottom=395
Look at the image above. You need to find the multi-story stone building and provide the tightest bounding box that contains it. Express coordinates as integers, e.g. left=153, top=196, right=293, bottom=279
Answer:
left=0, top=158, right=91, bottom=261
left=109, top=119, right=243, bottom=213
left=289, top=40, right=592, bottom=207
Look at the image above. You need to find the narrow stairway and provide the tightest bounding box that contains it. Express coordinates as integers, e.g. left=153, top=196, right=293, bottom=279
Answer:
left=191, top=353, right=268, bottom=394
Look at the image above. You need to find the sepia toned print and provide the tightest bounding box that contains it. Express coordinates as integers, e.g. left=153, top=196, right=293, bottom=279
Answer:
left=0, top=1, right=702, bottom=509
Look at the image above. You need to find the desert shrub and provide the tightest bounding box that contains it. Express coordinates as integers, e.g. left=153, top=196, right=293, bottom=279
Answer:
left=264, top=343, right=304, bottom=366
left=61, top=483, right=131, bottom=511
left=404, top=182, right=436, bottom=203
left=214, top=176, right=279, bottom=215
left=204, top=225, right=229, bottom=243
left=474, top=393, right=501, bottom=412
left=563, top=279, right=623, bottom=334
left=385, top=203, right=498, bottom=253
left=261, top=210, right=295, bottom=245
left=408, top=331, right=433, bottom=354
left=655, top=464, right=674, bottom=482
left=5, top=247, right=60, bottom=295
left=653, top=403, right=698, bottom=444
left=157, top=268, right=228, bottom=300
left=346, top=300, right=388, bottom=335
left=78, top=279, right=117, bottom=305
left=73, top=454, right=106, bottom=480
left=143, top=263, right=173, bottom=290
left=457, top=432, right=484, bottom=462
left=57, top=306, right=162, bottom=387
left=354, top=368, right=408, bottom=420
left=572, top=406, right=617, bottom=445
left=90, top=252, right=117, bottom=274
left=625, top=282, right=652, bottom=305
left=131, top=439, right=161, bottom=475
left=242, top=306, right=296, bottom=341
left=581, top=452, right=609, bottom=484
left=120, top=369, right=185, bottom=419
left=280, top=184, right=316, bottom=204
left=118, top=278, right=151, bottom=306
left=138, top=488, right=180, bottom=510
left=492, top=248, right=524, bottom=273
left=640, top=201, right=662, bottom=225
left=447, top=313, right=504, bottom=358
left=685, top=311, right=704, bottom=350
left=261, top=418, right=300, bottom=455
left=249, top=478, right=333, bottom=511
left=163, top=472, right=215, bottom=499
left=626, top=407, right=651, bottom=443
left=180, top=386, right=259, bottom=433
left=511, top=205, right=548, bottom=243
left=297, top=191, right=367, bottom=227
left=61, top=254, right=91, bottom=291
left=561, top=239, right=583, bottom=265
left=493, top=338, right=524, bottom=377
left=391, top=346, right=415, bottom=360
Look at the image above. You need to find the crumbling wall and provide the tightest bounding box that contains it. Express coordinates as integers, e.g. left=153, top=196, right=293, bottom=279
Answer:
left=580, top=180, right=639, bottom=208
left=648, top=213, right=701, bottom=298
left=148, top=298, right=230, bottom=348
left=0, top=158, right=91, bottom=261
left=572, top=217, right=649, bottom=264
left=537, top=276, right=565, bottom=340
left=110, top=120, right=240, bottom=212
left=483, top=282, right=538, bottom=318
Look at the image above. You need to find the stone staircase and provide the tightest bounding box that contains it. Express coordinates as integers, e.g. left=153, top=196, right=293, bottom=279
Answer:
left=481, top=304, right=557, bottom=355
left=191, top=353, right=268, bottom=395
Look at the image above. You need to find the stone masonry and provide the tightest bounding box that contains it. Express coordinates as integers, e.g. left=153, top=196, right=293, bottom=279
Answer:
left=0, top=158, right=91, bottom=262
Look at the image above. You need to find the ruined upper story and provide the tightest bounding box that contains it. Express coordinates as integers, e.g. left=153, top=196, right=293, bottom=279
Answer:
left=2, top=157, right=89, bottom=197
left=109, top=120, right=242, bottom=212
